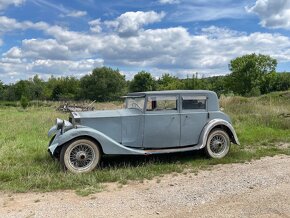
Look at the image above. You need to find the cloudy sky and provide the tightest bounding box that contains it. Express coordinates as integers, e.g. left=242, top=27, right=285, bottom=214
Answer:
left=1, top=0, right=290, bottom=83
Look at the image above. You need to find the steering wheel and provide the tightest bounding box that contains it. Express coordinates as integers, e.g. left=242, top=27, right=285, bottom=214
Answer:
left=131, top=102, right=142, bottom=110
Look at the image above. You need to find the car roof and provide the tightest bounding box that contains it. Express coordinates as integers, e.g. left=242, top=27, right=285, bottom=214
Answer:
left=127, top=90, right=215, bottom=96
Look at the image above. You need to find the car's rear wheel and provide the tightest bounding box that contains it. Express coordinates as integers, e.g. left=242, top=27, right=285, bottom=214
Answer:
left=205, top=129, right=230, bottom=158
left=60, top=139, right=101, bottom=173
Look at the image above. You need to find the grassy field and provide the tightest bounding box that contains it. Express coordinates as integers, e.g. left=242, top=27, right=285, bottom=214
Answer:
left=0, top=91, right=289, bottom=195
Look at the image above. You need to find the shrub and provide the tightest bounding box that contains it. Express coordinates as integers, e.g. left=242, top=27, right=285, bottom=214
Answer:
left=20, top=95, right=29, bottom=109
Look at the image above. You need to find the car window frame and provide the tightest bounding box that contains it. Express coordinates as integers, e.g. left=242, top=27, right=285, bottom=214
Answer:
left=145, top=94, right=180, bottom=114
left=125, top=96, right=146, bottom=112
left=180, top=95, right=208, bottom=112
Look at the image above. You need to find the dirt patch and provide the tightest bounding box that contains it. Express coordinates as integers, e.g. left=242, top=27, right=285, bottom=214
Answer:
left=1, top=155, right=290, bottom=218
left=276, top=143, right=290, bottom=149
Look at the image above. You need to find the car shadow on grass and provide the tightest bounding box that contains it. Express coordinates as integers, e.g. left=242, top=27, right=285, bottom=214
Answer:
left=99, top=150, right=206, bottom=169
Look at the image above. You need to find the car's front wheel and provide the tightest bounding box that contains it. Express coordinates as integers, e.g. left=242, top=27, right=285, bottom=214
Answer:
left=60, top=138, right=101, bottom=173
left=205, top=129, right=230, bottom=158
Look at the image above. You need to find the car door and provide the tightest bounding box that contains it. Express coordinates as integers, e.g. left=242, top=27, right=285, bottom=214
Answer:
left=121, top=113, right=144, bottom=148
left=143, top=95, right=180, bottom=148
left=180, top=95, right=208, bottom=146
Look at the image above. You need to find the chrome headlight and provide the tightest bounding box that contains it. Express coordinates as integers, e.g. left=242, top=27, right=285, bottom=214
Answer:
left=70, top=112, right=81, bottom=126
left=56, top=118, right=64, bottom=130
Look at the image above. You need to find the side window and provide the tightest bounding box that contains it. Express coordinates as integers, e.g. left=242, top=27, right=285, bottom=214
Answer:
left=146, top=96, right=178, bottom=111
left=182, top=96, right=207, bottom=110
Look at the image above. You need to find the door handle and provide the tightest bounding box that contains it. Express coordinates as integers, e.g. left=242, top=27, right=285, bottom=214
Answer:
left=171, top=116, right=175, bottom=119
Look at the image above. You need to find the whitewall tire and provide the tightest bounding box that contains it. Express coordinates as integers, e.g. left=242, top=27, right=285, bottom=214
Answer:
left=205, top=129, right=230, bottom=159
left=60, top=139, right=101, bottom=173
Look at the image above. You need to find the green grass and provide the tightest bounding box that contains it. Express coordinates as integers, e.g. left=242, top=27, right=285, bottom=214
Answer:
left=0, top=92, right=289, bottom=195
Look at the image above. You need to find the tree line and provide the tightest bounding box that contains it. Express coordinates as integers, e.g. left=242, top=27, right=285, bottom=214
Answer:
left=0, top=53, right=290, bottom=102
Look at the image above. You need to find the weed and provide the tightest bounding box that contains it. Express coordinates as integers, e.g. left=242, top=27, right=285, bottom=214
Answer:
left=75, top=185, right=103, bottom=196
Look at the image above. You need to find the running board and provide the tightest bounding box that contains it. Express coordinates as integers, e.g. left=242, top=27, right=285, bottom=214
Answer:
left=142, top=144, right=202, bottom=155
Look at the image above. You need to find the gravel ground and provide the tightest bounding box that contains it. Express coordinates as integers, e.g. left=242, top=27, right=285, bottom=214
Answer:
left=1, top=155, right=290, bottom=218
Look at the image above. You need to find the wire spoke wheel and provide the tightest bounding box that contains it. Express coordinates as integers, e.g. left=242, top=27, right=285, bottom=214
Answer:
left=60, top=139, right=101, bottom=173
left=205, top=129, right=230, bottom=159
left=209, top=135, right=227, bottom=154
left=69, top=143, right=95, bottom=168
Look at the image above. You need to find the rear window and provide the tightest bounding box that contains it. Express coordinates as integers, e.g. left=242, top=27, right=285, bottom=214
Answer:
left=182, top=96, right=206, bottom=110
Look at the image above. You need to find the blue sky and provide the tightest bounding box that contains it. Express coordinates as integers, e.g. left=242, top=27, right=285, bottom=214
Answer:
left=0, top=0, right=290, bottom=83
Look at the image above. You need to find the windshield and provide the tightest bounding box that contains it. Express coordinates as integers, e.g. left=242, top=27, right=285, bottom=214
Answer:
left=125, top=97, right=145, bottom=111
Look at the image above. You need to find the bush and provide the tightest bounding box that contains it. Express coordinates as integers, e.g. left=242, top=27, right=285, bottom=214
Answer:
left=0, top=101, right=18, bottom=107
left=20, top=95, right=29, bottom=109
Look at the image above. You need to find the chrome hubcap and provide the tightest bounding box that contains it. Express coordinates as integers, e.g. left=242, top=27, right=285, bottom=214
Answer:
left=69, top=144, right=95, bottom=169
left=210, top=135, right=227, bottom=154
left=76, top=151, right=87, bottom=161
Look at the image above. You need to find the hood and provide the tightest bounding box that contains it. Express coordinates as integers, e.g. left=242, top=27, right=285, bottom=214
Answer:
left=71, top=109, right=142, bottom=119
left=69, top=109, right=142, bottom=143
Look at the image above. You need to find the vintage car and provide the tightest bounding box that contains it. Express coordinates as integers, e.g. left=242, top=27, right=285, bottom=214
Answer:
left=48, top=90, right=239, bottom=173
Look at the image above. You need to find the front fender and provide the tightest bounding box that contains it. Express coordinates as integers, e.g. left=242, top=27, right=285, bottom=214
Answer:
left=48, top=126, right=145, bottom=156
left=198, top=119, right=240, bottom=149
left=48, top=125, right=57, bottom=138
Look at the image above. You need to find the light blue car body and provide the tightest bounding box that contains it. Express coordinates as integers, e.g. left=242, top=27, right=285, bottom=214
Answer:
left=48, top=90, right=239, bottom=158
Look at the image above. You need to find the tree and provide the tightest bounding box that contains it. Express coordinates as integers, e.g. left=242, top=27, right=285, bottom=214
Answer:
left=157, top=73, right=184, bottom=90
left=205, top=76, right=229, bottom=97
left=276, top=73, right=290, bottom=91
left=14, top=80, right=33, bottom=100
left=0, top=80, right=3, bottom=100
left=47, top=76, right=80, bottom=100
left=228, top=53, right=277, bottom=96
left=129, top=71, right=156, bottom=92
left=51, top=84, right=62, bottom=100
left=31, top=75, right=45, bottom=100
left=80, top=67, right=126, bottom=101
left=183, top=73, right=209, bottom=90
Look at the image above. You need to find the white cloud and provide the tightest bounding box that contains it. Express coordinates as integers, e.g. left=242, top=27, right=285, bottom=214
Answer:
left=89, top=19, right=102, bottom=33
left=65, top=10, right=87, bottom=18
left=0, top=0, right=24, bottom=10
left=0, top=16, right=48, bottom=33
left=104, top=11, right=165, bottom=37
left=159, top=0, right=180, bottom=4
left=95, top=25, right=290, bottom=75
left=4, top=47, right=22, bottom=58
left=3, top=22, right=290, bottom=82
left=43, top=25, right=102, bottom=57
left=21, top=39, right=71, bottom=60
left=28, top=59, right=104, bottom=74
left=26, top=23, right=290, bottom=73
left=247, top=0, right=290, bottom=29
left=201, top=26, right=245, bottom=38
left=171, top=5, right=246, bottom=22
left=0, top=16, right=49, bottom=52
left=0, top=16, right=25, bottom=33
left=0, top=58, right=104, bottom=83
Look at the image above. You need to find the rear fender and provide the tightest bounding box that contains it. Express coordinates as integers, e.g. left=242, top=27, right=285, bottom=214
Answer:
left=198, top=119, right=240, bottom=149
